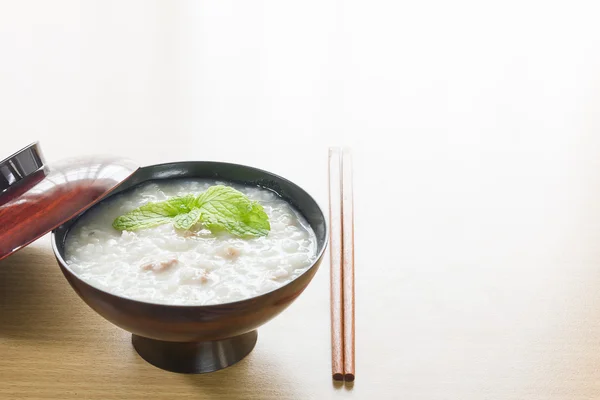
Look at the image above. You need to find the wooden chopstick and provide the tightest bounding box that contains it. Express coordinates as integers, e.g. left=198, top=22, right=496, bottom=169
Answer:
left=328, top=147, right=344, bottom=381
left=329, top=147, right=356, bottom=382
left=341, top=147, right=355, bottom=382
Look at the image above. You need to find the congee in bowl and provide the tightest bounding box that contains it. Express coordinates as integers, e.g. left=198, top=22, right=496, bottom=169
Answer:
left=64, top=179, right=319, bottom=305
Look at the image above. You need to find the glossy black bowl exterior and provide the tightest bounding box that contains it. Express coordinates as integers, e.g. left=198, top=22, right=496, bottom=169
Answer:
left=51, top=162, right=327, bottom=343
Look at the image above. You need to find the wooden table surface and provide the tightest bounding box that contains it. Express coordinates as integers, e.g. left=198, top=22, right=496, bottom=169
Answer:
left=3, top=1, right=600, bottom=399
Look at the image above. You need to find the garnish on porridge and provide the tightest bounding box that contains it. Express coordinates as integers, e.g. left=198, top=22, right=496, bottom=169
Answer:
left=113, top=185, right=270, bottom=237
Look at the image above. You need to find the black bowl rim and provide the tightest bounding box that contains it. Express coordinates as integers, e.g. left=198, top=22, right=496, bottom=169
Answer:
left=51, top=160, right=329, bottom=309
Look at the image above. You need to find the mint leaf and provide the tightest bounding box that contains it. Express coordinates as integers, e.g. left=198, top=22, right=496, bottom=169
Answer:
left=112, top=185, right=270, bottom=237
left=244, top=202, right=271, bottom=234
left=173, top=208, right=202, bottom=230
left=159, top=194, right=197, bottom=215
left=196, top=186, right=270, bottom=237
left=112, top=195, right=195, bottom=231
left=112, top=211, right=171, bottom=231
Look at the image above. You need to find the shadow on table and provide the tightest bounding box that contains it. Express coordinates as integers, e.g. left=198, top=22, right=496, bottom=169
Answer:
left=0, top=245, right=82, bottom=340
left=183, top=350, right=309, bottom=399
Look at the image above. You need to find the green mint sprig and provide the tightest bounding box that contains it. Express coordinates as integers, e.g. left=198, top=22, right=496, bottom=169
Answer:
left=112, top=185, right=270, bottom=237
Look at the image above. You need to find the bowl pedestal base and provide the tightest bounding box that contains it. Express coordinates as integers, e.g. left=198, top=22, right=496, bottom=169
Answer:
left=132, top=330, right=258, bottom=374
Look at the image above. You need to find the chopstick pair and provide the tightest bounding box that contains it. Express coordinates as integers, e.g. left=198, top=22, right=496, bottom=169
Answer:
left=328, top=147, right=355, bottom=382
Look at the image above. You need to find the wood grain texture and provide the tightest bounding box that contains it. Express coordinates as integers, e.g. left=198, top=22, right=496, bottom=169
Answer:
left=328, top=148, right=344, bottom=381
left=341, top=148, right=355, bottom=382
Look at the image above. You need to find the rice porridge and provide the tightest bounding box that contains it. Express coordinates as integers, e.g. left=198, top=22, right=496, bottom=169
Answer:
left=64, top=179, right=318, bottom=305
